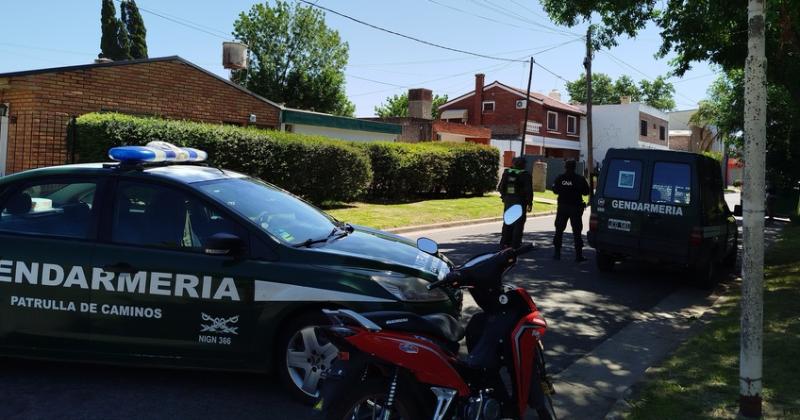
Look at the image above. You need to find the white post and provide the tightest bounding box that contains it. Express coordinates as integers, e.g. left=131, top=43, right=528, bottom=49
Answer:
left=740, top=0, right=767, bottom=417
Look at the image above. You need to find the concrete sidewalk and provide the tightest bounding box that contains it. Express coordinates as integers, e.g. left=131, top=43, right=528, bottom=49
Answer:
left=545, top=286, right=724, bottom=419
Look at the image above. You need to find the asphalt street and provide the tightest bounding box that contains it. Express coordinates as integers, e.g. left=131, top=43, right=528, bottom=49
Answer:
left=0, top=198, right=742, bottom=420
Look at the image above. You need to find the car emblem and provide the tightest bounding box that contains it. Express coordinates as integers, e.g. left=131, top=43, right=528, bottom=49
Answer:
left=598, top=198, right=605, bottom=206
left=399, top=343, right=419, bottom=354
left=498, top=295, right=508, bottom=304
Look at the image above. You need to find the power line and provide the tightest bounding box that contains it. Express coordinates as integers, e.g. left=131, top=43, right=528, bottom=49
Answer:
left=346, top=74, right=407, bottom=88
left=347, top=43, right=576, bottom=67
left=112, top=0, right=230, bottom=40
left=427, top=0, right=576, bottom=36
left=598, top=50, right=699, bottom=105
left=465, top=0, right=579, bottom=37
left=297, top=0, right=526, bottom=63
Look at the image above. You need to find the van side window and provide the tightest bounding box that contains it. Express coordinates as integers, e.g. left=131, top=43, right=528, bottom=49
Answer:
left=603, top=159, right=643, bottom=200
left=0, top=182, right=97, bottom=239
left=651, top=162, right=691, bottom=205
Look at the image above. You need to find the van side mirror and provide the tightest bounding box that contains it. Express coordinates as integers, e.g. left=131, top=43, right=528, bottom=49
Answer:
left=204, top=233, right=245, bottom=256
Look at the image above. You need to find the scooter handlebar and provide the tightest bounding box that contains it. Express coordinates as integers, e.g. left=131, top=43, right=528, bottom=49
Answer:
left=426, top=243, right=534, bottom=290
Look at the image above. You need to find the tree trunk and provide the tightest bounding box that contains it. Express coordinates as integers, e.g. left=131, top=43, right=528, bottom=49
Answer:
left=740, top=0, right=767, bottom=417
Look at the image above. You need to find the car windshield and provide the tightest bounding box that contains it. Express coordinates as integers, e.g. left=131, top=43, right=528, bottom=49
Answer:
left=194, top=177, right=338, bottom=246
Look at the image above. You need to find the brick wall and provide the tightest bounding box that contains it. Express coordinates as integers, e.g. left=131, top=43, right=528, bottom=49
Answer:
left=0, top=58, right=281, bottom=173
left=638, top=111, right=668, bottom=146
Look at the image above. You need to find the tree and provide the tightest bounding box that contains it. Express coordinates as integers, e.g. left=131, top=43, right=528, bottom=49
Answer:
left=122, top=0, right=148, bottom=59
left=702, top=70, right=799, bottom=188
left=98, top=0, right=130, bottom=60
left=539, top=0, right=799, bottom=106
left=639, top=76, right=676, bottom=111
left=374, top=92, right=449, bottom=118
left=232, top=1, right=355, bottom=116
left=565, top=73, right=675, bottom=111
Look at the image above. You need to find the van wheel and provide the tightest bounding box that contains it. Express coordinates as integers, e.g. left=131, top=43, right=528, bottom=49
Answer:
left=596, top=251, right=615, bottom=272
left=693, top=259, right=717, bottom=289
left=276, top=311, right=337, bottom=405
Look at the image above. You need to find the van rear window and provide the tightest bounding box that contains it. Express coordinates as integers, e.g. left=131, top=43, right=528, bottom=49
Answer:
left=603, top=159, right=642, bottom=200
left=651, top=162, right=691, bottom=204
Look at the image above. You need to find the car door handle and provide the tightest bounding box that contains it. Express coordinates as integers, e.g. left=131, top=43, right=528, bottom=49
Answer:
left=102, top=262, right=137, bottom=273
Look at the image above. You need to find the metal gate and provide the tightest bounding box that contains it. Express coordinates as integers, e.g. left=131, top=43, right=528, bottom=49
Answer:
left=4, top=111, right=73, bottom=174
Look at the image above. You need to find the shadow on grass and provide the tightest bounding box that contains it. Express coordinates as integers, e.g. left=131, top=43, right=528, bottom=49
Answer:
left=626, top=222, right=800, bottom=419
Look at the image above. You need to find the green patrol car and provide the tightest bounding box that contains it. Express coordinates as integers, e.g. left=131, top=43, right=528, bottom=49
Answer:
left=588, top=148, right=738, bottom=286
left=0, top=143, right=459, bottom=403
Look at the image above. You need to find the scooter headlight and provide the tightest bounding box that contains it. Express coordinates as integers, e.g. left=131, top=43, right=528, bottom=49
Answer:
left=372, top=274, right=449, bottom=302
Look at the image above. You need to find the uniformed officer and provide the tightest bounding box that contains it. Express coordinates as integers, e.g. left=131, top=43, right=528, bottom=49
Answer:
left=552, top=160, right=591, bottom=261
left=498, top=157, right=533, bottom=249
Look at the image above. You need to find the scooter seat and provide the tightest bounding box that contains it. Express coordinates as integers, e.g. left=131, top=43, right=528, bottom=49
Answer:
left=361, top=311, right=465, bottom=344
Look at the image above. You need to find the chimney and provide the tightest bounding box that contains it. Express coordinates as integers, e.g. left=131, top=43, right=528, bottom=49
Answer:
left=548, top=89, right=562, bottom=102
left=473, top=73, right=485, bottom=125
left=620, top=96, right=632, bottom=104
left=408, top=88, right=433, bottom=120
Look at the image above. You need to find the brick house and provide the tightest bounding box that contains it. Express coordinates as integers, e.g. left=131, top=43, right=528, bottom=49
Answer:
left=587, top=99, right=670, bottom=166
left=437, top=74, right=586, bottom=164
left=362, top=88, right=491, bottom=144
left=667, top=109, right=722, bottom=153
left=0, top=56, right=401, bottom=176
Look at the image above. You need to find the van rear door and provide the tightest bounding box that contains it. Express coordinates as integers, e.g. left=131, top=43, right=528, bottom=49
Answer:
left=639, top=161, right=694, bottom=262
left=596, top=157, right=645, bottom=254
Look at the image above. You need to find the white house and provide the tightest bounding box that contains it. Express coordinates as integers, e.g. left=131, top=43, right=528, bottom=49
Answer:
left=582, top=100, right=670, bottom=166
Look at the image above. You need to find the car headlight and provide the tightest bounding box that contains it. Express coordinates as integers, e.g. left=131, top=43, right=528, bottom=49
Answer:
left=372, top=274, right=449, bottom=302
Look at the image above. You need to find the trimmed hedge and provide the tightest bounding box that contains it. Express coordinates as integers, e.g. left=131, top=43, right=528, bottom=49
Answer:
left=75, top=113, right=499, bottom=203
left=75, top=113, right=372, bottom=204
left=358, top=141, right=499, bottom=198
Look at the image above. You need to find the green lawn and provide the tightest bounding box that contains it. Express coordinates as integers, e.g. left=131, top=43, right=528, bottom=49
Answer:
left=625, top=224, right=800, bottom=419
left=323, top=194, right=556, bottom=230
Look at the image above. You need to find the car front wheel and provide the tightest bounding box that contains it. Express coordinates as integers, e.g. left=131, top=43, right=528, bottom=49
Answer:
left=277, top=312, right=338, bottom=404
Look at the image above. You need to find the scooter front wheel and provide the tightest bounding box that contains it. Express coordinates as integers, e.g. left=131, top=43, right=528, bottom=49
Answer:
left=326, top=377, right=421, bottom=420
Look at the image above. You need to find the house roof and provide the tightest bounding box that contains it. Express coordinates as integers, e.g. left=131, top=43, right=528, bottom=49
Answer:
left=439, top=80, right=584, bottom=115
left=0, top=55, right=283, bottom=109
left=282, top=108, right=402, bottom=134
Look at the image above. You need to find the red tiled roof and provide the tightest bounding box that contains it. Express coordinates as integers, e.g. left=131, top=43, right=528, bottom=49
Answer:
left=503, top=83, right=584, bottom=114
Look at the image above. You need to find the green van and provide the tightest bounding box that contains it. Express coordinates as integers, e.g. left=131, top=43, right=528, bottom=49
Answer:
left=588, top=148, right=738, bottom=286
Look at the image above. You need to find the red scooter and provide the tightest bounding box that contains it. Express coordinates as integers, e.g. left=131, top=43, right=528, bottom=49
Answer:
left=316, top=206, right=556, bottom=419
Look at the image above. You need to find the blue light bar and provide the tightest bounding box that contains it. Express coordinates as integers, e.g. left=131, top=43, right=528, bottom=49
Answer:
left=108, top=142, right=207, bottom=164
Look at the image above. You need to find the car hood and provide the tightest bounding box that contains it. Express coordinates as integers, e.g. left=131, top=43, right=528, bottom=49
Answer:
left=310, top=225, right=449, bottom=279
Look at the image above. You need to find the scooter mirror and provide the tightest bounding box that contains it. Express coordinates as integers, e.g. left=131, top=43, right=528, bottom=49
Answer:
left=417, top=237, right=439, bottom=255
left=503, top=204, right=524, bottom=225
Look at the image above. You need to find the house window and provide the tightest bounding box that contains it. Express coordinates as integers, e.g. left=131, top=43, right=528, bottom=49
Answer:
left=640, top=120, right=648, bottom=136
left=659, top=126, right=666, bottom=141
left=567, top=115, right=577, bottom=135
left=547, top=111, right=558, bottom=131
left=482, top=101, right=495, bottom=113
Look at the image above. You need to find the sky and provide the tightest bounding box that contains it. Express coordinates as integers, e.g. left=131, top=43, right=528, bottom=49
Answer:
left=0, top=1, right=719, bottom=117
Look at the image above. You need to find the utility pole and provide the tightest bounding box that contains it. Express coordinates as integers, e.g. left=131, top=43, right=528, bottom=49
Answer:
left=520, top=57, right=534, bottom=156
left=584, top=25, right=594, bottom=194
left=740, top=0, right=766, bottom=417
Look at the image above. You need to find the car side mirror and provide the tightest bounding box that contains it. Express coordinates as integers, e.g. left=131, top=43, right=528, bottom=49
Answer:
left=204, top=233, right=245, bottom=257
left=417, top=237, right=439, bottom=255
left=733, top=204, right=742, bottom=217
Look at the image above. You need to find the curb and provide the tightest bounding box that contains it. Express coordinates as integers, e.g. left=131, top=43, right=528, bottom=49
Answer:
left=384, top=210, right=557, bottom=234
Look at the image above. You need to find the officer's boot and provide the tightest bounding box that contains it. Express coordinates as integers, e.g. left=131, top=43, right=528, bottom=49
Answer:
left=575, top=247, right=587, bottom=262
